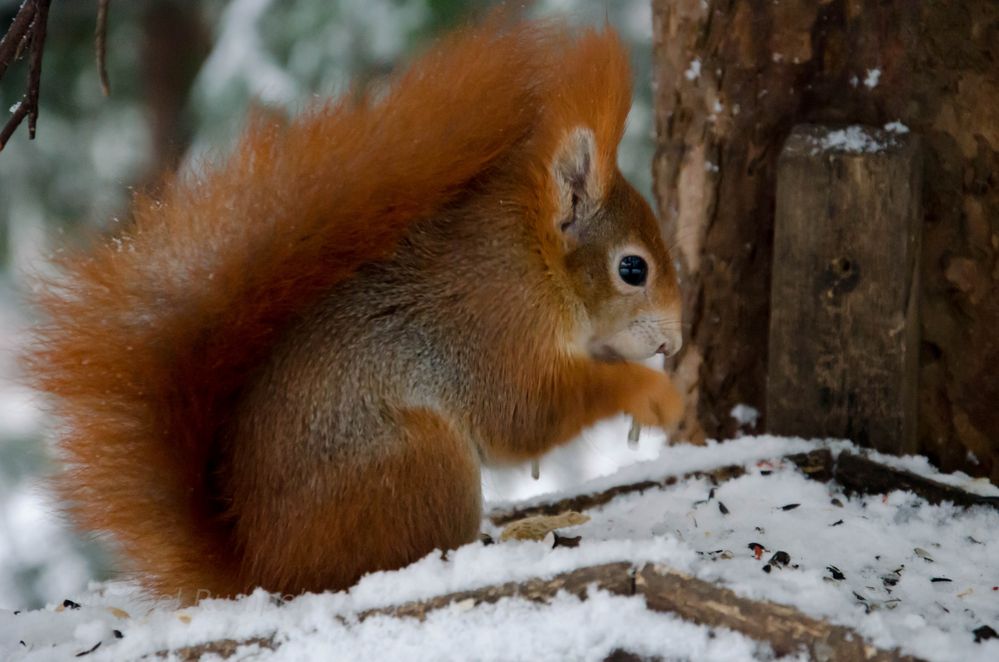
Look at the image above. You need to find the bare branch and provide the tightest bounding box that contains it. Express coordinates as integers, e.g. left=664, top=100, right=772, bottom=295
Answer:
left=26, top=0, right=51, bottom=138
left=96, top=0, right=111, bottom=96
left=0, top=98, right=28, bottom=147
left=0, top=0, right=36, bottom=79
left=0, top=0, right=52, bottom=151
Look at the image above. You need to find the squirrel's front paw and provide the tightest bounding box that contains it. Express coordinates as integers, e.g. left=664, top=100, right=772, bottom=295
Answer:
left=628, top=370, right=683, bottom=430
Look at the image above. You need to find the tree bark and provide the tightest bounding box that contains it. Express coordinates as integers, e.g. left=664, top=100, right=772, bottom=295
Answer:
left=140, top=0, right=211, bottom=180
left=651, top=0, right=999, bottom=481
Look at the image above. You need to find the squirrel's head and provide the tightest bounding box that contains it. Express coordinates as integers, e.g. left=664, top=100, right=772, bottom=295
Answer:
left=550, top=127, right=682, bottom=362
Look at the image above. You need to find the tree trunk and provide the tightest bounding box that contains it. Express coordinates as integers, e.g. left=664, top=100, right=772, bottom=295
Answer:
left=140, top=0, right=211, bottom=181
left=651, top=0, right=999, bottom=481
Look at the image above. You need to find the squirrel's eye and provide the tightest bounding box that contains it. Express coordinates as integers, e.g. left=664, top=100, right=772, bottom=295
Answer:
left=618, top=255, right=648, bottom=287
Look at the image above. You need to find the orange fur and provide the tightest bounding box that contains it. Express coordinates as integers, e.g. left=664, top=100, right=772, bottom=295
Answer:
left=27, top=18, right=674, bottom=601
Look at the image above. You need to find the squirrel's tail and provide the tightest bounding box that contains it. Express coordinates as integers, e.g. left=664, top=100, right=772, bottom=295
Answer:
left=27, top=18, right=632, bottom=599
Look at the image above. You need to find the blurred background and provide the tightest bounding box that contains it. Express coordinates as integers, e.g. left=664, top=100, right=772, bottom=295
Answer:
left=0, top=0, right=662, bottom=609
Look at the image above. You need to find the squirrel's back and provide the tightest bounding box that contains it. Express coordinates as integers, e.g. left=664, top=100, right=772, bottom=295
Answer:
left=28, top=19, right=637, bottom=599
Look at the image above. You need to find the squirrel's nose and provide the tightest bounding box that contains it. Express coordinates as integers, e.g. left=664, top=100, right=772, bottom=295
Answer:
left=656, top=331, right=683, bottom=358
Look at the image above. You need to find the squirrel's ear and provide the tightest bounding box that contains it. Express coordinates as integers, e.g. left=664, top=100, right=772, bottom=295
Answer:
left=552, top=127, right=600, bottom=246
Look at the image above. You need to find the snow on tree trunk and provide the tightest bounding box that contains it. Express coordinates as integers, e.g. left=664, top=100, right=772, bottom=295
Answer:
left=651, top=0, right=999, bottom=481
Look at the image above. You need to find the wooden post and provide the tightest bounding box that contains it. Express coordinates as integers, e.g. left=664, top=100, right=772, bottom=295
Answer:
left=767, top=124, right=922, bottom=455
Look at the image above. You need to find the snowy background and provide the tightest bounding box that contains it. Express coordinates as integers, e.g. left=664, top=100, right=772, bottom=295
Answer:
left=0, top=0, right=661, bottom=611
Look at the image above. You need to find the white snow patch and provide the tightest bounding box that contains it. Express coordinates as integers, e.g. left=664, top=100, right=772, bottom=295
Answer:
left=864, top=68, right=882, bottom=89
left=274, top=590, right=769, bottom=662
left=817, top=126, right=888, bottom=153
left=486, top=435, right=823, bottom=512
left=730, top=404, right=759, bottom=429
left=857, top=447, right=999, bottom=497
left=884, top=120, right=910, bottom=134
left=197, top=0, right=300, bottom=106
left=684, top=58, right=702, bottom=81
left=483, top=415, right=668, bottom=503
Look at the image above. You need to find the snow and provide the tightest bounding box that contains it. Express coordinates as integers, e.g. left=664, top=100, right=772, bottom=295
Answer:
left=606, top=466, right=999, bottom=660
left=864, top=68, right=882, bottom=89
left=197, top=0, right=300, bottom=106
left=2, top=436, right=997, bottom=661
left=885, top=120, right=910, bottom=134
left=684, top=58, right=702, bottom=81
left=3, top=588, right=771, bottom=662
left=277, top=591, right=771, bottom=662
left=813, top=125, right=894, bottom=154
left=729, top=403, right=759, bottom=430
left=853, top=447, right=999, bottom=497
left=0, top=290, right=101, bottom=612
left=483, top=415, right=669, bottom=503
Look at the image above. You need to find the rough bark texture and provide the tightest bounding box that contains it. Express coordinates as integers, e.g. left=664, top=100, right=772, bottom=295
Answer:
left=651, top=0, right=999, bottom=481
left=769, top=125, right=922, bottom=455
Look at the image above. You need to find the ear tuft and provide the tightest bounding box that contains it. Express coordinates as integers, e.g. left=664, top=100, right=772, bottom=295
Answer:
left=553, top=127, right=599, bottom=240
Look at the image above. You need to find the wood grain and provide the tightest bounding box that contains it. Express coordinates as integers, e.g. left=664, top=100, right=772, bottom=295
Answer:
left=768, top=124, right=922, bottom=455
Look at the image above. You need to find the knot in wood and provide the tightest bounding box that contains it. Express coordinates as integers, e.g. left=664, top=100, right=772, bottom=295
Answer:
left=820, top=256, right=860, bottom=299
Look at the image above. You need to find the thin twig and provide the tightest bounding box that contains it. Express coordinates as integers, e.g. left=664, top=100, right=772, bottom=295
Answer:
left=26, top=0, right=51, bottom=138
left=0, top=99, right=28, bottom=147
left=13, top=27, right=31, bottom=60
left=0, top=0, right=52, bottom=150
left=96, top=0, right=111, bottom=96
left=0, top=0, right=36, bottom=79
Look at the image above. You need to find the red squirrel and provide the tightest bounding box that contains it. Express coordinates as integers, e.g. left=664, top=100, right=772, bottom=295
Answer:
left=28, top=19, right=683, bottom=602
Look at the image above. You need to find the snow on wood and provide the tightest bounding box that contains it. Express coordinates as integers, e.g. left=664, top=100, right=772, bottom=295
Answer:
left=771, top=124, right=922, bottom=456
left=2, top=437, right=998, bottom=661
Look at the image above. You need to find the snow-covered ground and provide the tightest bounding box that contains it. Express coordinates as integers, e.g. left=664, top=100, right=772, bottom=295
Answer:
left=2, top=436, right=997, bottom=661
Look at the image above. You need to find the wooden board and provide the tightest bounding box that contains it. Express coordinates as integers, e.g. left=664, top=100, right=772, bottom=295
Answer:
left=767, top=124, right=922, bottom=454
left=162, top=562, right=918, bottom=662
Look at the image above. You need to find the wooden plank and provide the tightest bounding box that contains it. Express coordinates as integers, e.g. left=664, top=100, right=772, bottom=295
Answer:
left=488, top=464, right=746, bottom=526
left=491, top=447, right=999, bottom=529
left=768, top=124, right=923, bottom=455
left=831, top=451, right=999, bottom=509
left=637, top=564, right=918, bottom=661
left=160, top=562, right=919, bottom=661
